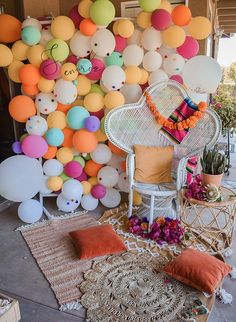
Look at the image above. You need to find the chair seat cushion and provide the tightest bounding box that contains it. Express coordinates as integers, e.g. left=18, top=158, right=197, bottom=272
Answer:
left=133, top=182, right=176, bottom=196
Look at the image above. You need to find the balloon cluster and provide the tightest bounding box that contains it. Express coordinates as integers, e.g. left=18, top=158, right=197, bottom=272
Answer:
left=0, top=0, right=221, bottom=221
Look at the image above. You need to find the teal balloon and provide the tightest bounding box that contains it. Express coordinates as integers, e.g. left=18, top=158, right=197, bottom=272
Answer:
left=90, top=84, right=105, bottom=96
left=21, top=26, right=41, bottom=46
left=46, top=38, right=69, bottom=62
left=106, top=52, right=124, bottom=67
left=77, top=59, right=92, bottom=75
left=67, top=106, right=90, bottom=130
left=45, top=128, right=64, bottom=147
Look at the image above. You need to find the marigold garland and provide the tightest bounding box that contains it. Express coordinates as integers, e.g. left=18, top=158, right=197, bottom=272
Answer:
left=144, top=92, right=208, bottom=130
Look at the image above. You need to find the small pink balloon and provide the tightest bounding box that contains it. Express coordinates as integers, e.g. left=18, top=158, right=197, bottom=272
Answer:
left=151, top=9, right=171, bottom=31
left=177, top=36, right=199, bottom=59
left=115, top=35, right=127, bottom=52
left=91, top=184, right=106, bottom=199
left=40, top=59, right=61, bottom=80
left=22, top=135, right=48, bottom=158
left=75, top=170, right=88, bottom=182
left=66, top=54, right=78, bottom=65
left=86, top=58, right=105, bottom=81
left=170, top=75, right=184, bottom=84
left=69, top=5, right=83, bottom=28
left=90, top=109, right=104, bottom=120
left=64, top=161, right=83, bottom=178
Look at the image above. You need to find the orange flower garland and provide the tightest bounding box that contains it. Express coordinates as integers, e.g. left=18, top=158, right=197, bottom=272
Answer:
left=144, top=92, right=207, bottom=130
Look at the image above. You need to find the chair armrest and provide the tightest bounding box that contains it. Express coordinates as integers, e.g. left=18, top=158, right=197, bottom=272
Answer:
left=126, top=153, right=135, bottom=187
left=176, top=157, right=188, bottom=191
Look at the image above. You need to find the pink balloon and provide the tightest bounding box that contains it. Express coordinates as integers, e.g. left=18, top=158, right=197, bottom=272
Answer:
left=86, top=58, right=105, bottom=81
left=40, top=59, right=61, bottom=80
left=177, top=36, right=199, bottom=59
left=66, top=54, right=78, bottom=65
left=151, top=9, right=171, bottom=31
left=69, top=5, right=83, bottom=28
left=75, top=170, right=88, bottom=182
left=22, top=135, right=48, bottom=158
left=91, top=184, right=106, bottom=199
left=64, top=161, right=83, bottom=178
left=115, top=35, right=127, bottom=52
left=90, top=109, right=104, bottom=120
left=170, top=75, right=184, bottom=84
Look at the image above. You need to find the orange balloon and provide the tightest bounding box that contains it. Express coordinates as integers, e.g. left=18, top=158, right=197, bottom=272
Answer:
left=171, top=5, right=192, bottom=26
left=22, top=84, right=39, bottom=96
left=121, top=160, right=126, bottom=172
left=62, top=128, right=74, bottom=148
left=19, top=64, right=41, bottom=85
left=43, top=145, right=57, bottom=159
left=9, top=95, right=36, bottom=123
left=0, top=14, right=21, bottom=43
left=73, top=129, right=98, bottom=153
left=108, top=141, right=126, bottom=157
left=84, top=159, right=103, bottom=177
left=80, top=18, right=97, bottom=36
left=57, top=103, right=72, bottom=113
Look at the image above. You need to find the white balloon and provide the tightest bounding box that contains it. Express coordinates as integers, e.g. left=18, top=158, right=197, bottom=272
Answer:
left=101, top=66, right=125, bottom=91
left=107, top=154, right=125, bottom=174
left=18, top=199, right=43, bottom=223
left=141, top=27, right=162, bottom=51
left=100, top=188, right=121, bottom=208
left=99, top=80, right=110, bottom=93
left=69, top=31, right=91, bottom=57
left=118, top=172, right=129, bottom=193
left=56, top=193, right=80, bottom=212
left=158, top=45, right=176, bottom=61
left=40, top=175, right=53, bottom=195
left=22, top=17, right=42, bottom=31
left=91, top=29, right=115, bottom=57
left=187, top=89, right=208, bottom=104
left=97, top=166, right=119, bottom=188
left=43, top=159, right=63, bottom=176
left=62, top=179, right=83, bottom=201
left=120, top=84, right=142, bottom=103
left=35, top=92, right=57, bottom=115
left=26, top=115, right=48, bottom=136
left=163, top=53, right=185, bottom=76
left=40, top=29, right=53, bottom=47
left=81, top=194, right=98, bottom=211
left=148, top=69, right=168, bottom=85
left=54, top=79, right=77, bottom=104
left=143, top=51, right=162, bottom=72
left=91, top=144, right=112, bottom=164
left=123, top=45, right=144, bottom=67
left=0, top=156, right=43, bottom=202
left=183, top=55, right=222, bottom=94
left=127, top=29, right=142, bottom=46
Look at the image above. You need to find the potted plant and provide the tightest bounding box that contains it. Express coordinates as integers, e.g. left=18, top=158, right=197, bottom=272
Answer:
left=200, top=147, right=226, bottom=188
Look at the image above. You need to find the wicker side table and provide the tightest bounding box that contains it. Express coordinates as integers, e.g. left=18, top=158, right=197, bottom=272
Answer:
left=180, top=187, right=236, bottom=256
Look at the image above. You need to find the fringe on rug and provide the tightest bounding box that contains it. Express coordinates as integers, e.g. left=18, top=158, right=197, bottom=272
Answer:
left=229, top=267, right=236, bottom=279
left=223, top=247, right=233, bottom=258
left=216, top=289, right=233, bottom=304
left=59, top=300, right=82, bottom=311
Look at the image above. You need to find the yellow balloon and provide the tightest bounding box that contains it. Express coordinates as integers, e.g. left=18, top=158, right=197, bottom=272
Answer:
left=27, top=45, right=47, bottom=67
left=188, top=16, right=211, bottom=40
left=76, top=75, right=91, bottom=96
left=132, top=191, right=142, bottom=206
left=51, top=16, right=75, bottom=41
left=162, top=25, right=185, bottom=48
left=95, top=129, right=107, bottom=142
left=47, top=111, right=66, bottom=129
left=0, top=44, right=13, bottom=67
left=117, top=19, right=134, bottom=38
left=72, top=97, right=84, bottom=107
left=56, top=147, right=73, bottom=164
left=81, top=181, right=92, bottom=195
left=139, top=69, right=149, bottom=85
left=37, top=77, right=55, bottom=93
left=136, top=11, right=152, bottom=29
left=8, top=60, right=24, bottom=83
left=84, top=92, right=104, bottom=112
left=104, top=91, right=125, bottom=110
left=78, top=0, right=93, bottom=18
left=61, top=62, right=78, bottom=81
left=88, top=176, right=98, bottom=186
left=11, top=40, right=29, bottom=61
left=159, top=0, right=172, bottom=13
left=125, top=66, right=142, bottom=84
left=113, top=20, right=119, bottom=35
left=47, top=176, right=63, bottom=191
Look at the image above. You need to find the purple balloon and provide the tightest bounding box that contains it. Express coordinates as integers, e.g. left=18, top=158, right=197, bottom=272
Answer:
left=12, top=141, right=22, bottom=154
left=75, top=170, right=88, bottom=182
left=84, top=116, right=100, bottom=132
left=91, top=184, right=106, bottom=199
left=69, top=5, right=83, bottom=28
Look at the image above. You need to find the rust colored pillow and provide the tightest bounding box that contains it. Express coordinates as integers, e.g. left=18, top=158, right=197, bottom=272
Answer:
left=134, top=145, right=173, bottom=184
left=163, top=248, right=232, bottom=294
left=69, top=224, right=127, bottom=259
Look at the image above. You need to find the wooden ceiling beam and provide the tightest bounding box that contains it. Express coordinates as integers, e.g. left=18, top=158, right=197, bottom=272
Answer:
left=218, top=16, right=236, bottom=22
left=219, top=21, right=236, bottom=26
left=218, top=9, right=236, bottom=15
left=217, top=1, right=236, bottom=9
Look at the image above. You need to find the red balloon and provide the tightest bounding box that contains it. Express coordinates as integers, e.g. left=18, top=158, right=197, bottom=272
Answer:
left=151, top=9, right=172, bottom=31
left=177, top=36, right=199, bottom=59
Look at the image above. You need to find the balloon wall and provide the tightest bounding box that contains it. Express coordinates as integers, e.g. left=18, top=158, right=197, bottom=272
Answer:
left=0, top=0, right=222, bottom=222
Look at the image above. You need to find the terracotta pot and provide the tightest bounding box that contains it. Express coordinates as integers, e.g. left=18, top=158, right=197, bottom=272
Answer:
left=201, top=172, right=223, bottom=188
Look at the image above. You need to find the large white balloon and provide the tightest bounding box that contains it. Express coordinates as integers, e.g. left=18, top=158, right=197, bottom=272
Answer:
left=163, top=53, right=185, bottom=76
left=141, top=27, right=162, bottom=51
left=91, top=29, right=115, bottom=57
left=123, top=45, right=144, bottom=67
left=118, top=172, right=129, bottom=193
left=120, top=84, right=142, bottom=104
left=100, top=188, right=121, bottom=208
left=18, top=199, right=43, bottom=223
left=101, top=66, right=125, bottom=91
left=69, top=31, right=91, bottom=57
left=35, top=92, right=57, bottom=115
left=91, top=144, right=112, bottom=164
left=62, top=179, right=83, bottom=201
left=54, top=79, right=77, bottom=104
left=148, top=69, right=168, bottom=85
left=26, top=115, right=48, bottom=136
left=0, top=156, right=43, bottom=202
left=40, top=175, right=53, bottom=195
left=183, top=55, right=222, bottom=94
left=187, top=89, right=208, bottom=104
left=97, top=166, right=119, bottom=188
left=56, top=193, right=80, bottom=212
left=143, top=51, right=162, bottom=72
left=81, top=194, right=98, bottom=211
left=43, top=159, right=63, bottom=176
left=107, top=154, right=125, bottom=174
left=127, top=29, right=142, bottom=46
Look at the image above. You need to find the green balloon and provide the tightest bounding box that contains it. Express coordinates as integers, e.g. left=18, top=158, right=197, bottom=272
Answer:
left=100, top=117, right=105, bottom=134
left=90, top=84, right=105, bottom=96
left=106, top=52, right=124, bottom=67
left=90, top=0, right=115, bottom=26
left=138, top=0, right=161, bottom=12
left=60, top=172, right=70, bottom=182
left=21, top=26, right=41, bottom=46
left=46, top=38, right=69, bottom=62
left=73, top=156, right=85, bottom=168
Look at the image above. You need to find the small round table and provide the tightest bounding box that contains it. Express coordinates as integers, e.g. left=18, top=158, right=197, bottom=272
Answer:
left=180, top=187, right=236, bottom=257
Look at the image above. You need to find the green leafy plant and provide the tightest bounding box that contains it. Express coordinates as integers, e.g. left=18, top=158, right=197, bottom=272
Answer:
left=200, top=146, right=226, bottom=175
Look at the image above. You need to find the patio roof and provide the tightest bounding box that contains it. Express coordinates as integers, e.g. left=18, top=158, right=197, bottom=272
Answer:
left=216, top=0, right=236, bottom=34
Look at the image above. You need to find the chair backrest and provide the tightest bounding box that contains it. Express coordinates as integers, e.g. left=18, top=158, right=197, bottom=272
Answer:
left=105, top=80, right=221, bottom=160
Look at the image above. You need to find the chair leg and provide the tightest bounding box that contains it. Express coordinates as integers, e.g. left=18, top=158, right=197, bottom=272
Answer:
left=149, top=195, right=155, bottom=231
left=128, top=189, right=133, bottom=218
